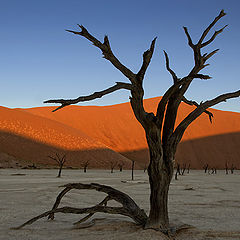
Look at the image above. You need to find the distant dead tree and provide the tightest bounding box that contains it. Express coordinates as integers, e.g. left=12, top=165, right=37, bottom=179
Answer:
left=187, top=164, right=190, bottom=174
left=48, top=153, right=66, bottom=178
left=225, top=161, right=229, bottom=174
left=175, top=163, right=187, bottom=180
left=82, top=160, right=90, bottom=173
left=209, top=167, right=217, bottom=174
left=110, top=161, right=117, bottom=173
left=175, top=163, right=181, bottom=180
left=230, top=164, right=235, bottom=174
left=118, top=162, right=124, bottom=172
left=131, top=160, right=135, bottom=181
left=181, top=163, right=187, bottom=175
left=19, top=10, right=240, bottom=234
left=203, top=164, right=209, bottom=173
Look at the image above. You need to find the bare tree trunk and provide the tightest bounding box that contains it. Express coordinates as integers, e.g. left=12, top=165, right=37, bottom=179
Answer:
left=57, top=164, right=63, bottom=178
left=175, top=170, right=178, bottom=180
left=145, top=132, right=174, bottom=230
left=181, top=164, right=186, bottom=175
left=146, top=158, right=172, bottom=230
left=204, top=164, right=208, bottom=173
left=131, top=160, right=135, bottom=181
left=225, top=162, right=228, bottom=174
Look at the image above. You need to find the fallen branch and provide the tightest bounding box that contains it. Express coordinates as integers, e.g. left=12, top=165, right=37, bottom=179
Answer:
left=14, top=183, right=147, bottom=230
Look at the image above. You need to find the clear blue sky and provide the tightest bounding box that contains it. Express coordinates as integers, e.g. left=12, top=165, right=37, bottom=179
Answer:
left=0, top=0, right=239, bottom=112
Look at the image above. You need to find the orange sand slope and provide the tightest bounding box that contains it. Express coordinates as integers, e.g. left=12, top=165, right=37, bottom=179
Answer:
left=21, top=97, right=240, bottom=169
left=0, top=106, right=131, bottom=168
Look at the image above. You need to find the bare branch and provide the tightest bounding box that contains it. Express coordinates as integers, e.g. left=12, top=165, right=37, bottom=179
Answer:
left=44, top=82, right=132, bottom=112
left=204, top=49, right=219, bottom=61
left=163, top=51, right=178, bottom=83
left=176, top=11, right=226, bottom=108
left=160, top=12, right=224, bottom=141
left=14, top=206, right=130, bottom=230
left=183, top=27, right=194, bottom=49
left=201, top=25, right=228, bottom=47
left=182, top=96, right=213, bottom=123
left=73, top=196, right=112, bottom=225
left=198, top=10, right=226, bottom=45
left=16, top=183, right=148, bottom=229
left=156, top=78, right=188, bottom=126
left=137, top=38, right=157, bottom=81
left=172, top=89, right=240, bottom=149
left=48, top=155, right=60, bottom=164
left=66, top=25, right=135, bottom=80
left=189, top=74, right=211, bottom=80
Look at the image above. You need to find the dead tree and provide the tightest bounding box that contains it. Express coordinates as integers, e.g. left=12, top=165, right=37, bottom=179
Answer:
left=213, top=168, right=217, bottom=174
left=131, top=160, right=135, bottom=181
left=143, top=164, right=147, bottom=173
left=82, top=160, right=90, bottom=173
left=230, top=164, right=235, bottom=174
left=225, top=161, right=229, bottom=174
left=110, top=161, right=117, bottom=173
left=118, top=162, right=124, bottom=172
left=19, top=10, right=240, bottom=233
left=175, top=163, right=181, bottom=180
left=203, top=164, right=209, bottom=173
left=187, top=164, right=190, bottom=174
left=181, top=163, right=187, bottom=175
left=48, top=153, right=66, bottom=178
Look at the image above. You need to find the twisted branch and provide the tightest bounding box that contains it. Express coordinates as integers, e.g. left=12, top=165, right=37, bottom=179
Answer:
left=163, top=51, right=178, bottom=83
left=15, top=183, right=147, bottom=229
left=44, top=82, right=132, bottom=112
left=198, top=10, right=226, bottom=45
left=171, top=89, right=240, bottom=149
left=182, top=96, right=213, bottom=123
left=137, top=37, right=157, bottom=82
left=66, top=25, right=135, bottom=80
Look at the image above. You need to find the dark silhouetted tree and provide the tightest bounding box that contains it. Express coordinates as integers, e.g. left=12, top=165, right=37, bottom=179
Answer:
left=82, top=160, right=90, bottom=173
left=48, top=153, right=66, bottom=178
left=230, top=164, right=235, bottom=174
left=131, top=160, right=135, bottom=181
left=203, top=164, right=209, bottom=173
left=118, top=162, right=124, bottom=172
left=18, top=10, right=240, bottom=234
left=225, top=161, right=229, bottom=174
left=110, top=161, right=117, bottom=173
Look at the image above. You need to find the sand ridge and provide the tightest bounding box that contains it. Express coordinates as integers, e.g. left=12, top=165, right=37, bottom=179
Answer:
left=22, top=97, right=240, bottom=168
left=0, top=97, right=239, bottom=168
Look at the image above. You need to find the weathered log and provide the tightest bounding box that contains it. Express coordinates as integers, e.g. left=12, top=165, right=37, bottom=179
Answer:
left=15, top=183, right=147, bottom=230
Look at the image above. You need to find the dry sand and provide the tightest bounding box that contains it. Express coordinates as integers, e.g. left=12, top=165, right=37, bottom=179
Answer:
left=1, top=169, right=240, bottom=240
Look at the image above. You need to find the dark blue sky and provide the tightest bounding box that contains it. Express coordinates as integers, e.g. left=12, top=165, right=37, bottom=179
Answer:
left=1, top=0, right=239, bottom=112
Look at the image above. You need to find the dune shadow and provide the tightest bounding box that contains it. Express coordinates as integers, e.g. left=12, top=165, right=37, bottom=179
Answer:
left=0, top=130, right=132, bottom=169
left=120, top=132, right=240, bottom=169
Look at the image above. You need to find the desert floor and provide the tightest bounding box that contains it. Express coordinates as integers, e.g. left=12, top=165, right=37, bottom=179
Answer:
left=0, top=169, right=240, bottom=240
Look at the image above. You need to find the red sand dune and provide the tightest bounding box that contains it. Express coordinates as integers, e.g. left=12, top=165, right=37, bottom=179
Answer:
left=0, top=106, right=131, bottom=168
left=20, top=97, right=240, bottom=169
